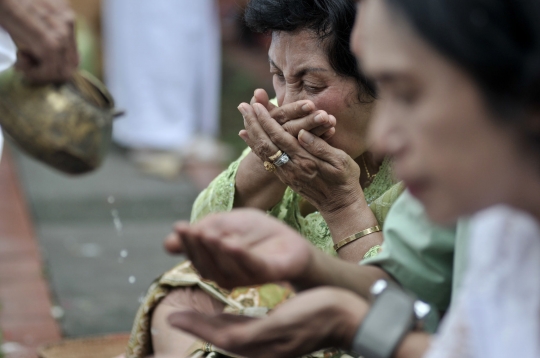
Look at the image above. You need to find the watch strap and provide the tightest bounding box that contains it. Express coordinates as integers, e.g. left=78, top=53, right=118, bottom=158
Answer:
left=351, top=283, right=416, bottom=358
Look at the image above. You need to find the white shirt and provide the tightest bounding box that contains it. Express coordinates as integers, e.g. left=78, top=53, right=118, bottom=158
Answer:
left=425, top=205, right=540, bottom=358
left=0, top=28, right=17, bottom=161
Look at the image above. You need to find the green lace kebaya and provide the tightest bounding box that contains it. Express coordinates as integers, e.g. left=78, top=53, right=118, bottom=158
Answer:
left=191, top=148, right=404, bottom=258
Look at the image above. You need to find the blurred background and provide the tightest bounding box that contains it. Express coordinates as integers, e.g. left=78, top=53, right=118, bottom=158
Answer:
left=0, top=0, right=275, bottom=350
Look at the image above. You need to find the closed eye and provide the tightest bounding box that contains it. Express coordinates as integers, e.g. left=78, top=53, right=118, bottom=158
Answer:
left=272, top=73, right=286, bottom=87
left=304, top=84, right=326, bottom=93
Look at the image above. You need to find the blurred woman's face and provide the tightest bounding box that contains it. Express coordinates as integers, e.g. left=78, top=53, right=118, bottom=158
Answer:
left=352, top=0, right=539, bottom=223
left=269, top=30, right=374, bottom=159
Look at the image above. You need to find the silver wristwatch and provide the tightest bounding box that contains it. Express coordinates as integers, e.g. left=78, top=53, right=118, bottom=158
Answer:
left=351, top=280, right=438, bottom=358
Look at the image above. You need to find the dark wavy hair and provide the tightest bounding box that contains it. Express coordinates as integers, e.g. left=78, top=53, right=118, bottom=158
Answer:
left=386, top=0, right=540, bottom=153
left=244, top=0, right=376, bottom=101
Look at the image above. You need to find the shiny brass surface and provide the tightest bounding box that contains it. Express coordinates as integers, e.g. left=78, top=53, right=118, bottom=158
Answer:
left=0, top=70, right=117, bottom=174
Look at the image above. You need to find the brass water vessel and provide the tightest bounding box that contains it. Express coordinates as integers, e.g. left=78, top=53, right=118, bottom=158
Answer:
left=0, top=70, right=118, bottom=174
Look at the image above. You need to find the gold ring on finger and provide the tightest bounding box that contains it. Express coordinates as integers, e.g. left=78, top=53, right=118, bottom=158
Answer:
left=269, top=150, right=283, bottom=162
left=263, top=161, right=276, bottom=173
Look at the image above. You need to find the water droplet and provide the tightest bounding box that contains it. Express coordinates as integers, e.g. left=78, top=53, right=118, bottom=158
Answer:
left=128, top=276, right=136, bottom=284
left=51, top=306, right=65, bottom=319
left=111, top=209, right=123, bottom=235
left=107, top=196, right=116, bottom=204
left=138, top=295, right=145, bottom=304
left=114, top=218, right=123, bottom=232
left=80, top=243, right=101, bottom=258
left=120, top=249, right=128, bottom=258
left=151, top=328, right=159, bottom=336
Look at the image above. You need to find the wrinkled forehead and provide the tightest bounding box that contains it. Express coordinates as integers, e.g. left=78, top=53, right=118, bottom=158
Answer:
left=268, top=29, right=331, bottom=70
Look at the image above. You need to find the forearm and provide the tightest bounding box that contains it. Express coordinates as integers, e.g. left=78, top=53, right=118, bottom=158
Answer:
left=234, top=151, right=287, bottom=210
left=393, top=332, right=431, bottom=358
left=294, top=247, right=392, bottom=299
left=321, top=193, right=382, bottom=262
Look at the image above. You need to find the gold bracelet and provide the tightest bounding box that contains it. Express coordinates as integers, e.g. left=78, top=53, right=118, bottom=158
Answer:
left=333, top=225, right=381, bottom=251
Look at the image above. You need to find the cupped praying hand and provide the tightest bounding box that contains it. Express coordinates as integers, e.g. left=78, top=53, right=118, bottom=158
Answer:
left=238, top=100, right=364, bottom=216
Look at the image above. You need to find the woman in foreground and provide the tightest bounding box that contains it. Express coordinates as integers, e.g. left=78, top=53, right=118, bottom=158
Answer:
left=165, top=0, right=540, bottom=357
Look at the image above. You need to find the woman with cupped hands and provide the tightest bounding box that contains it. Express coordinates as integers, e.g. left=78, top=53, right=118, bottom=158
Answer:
left=124, top=1, right=403, bottom=357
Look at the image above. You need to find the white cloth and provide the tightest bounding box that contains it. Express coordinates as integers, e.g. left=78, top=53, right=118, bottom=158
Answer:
left=0, top=28, right=17, bottom=161
left=425, top=205, right=540, bottom=358
left=102, top=0, right=221, bottom=150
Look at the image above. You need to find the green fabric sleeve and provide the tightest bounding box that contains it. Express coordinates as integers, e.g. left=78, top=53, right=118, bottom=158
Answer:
left=190, top=148, right=252, bottom=223
left=361, top=191, right=456, bottom=312
left=267, top=187, right=303, bottom=233
left=190, top=141, right=402, bottom=261
left=189, top=147, right=333, bottom=254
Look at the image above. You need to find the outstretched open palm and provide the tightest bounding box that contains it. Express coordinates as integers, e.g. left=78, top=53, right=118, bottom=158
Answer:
left=166, top=209, right=316, bottom=289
